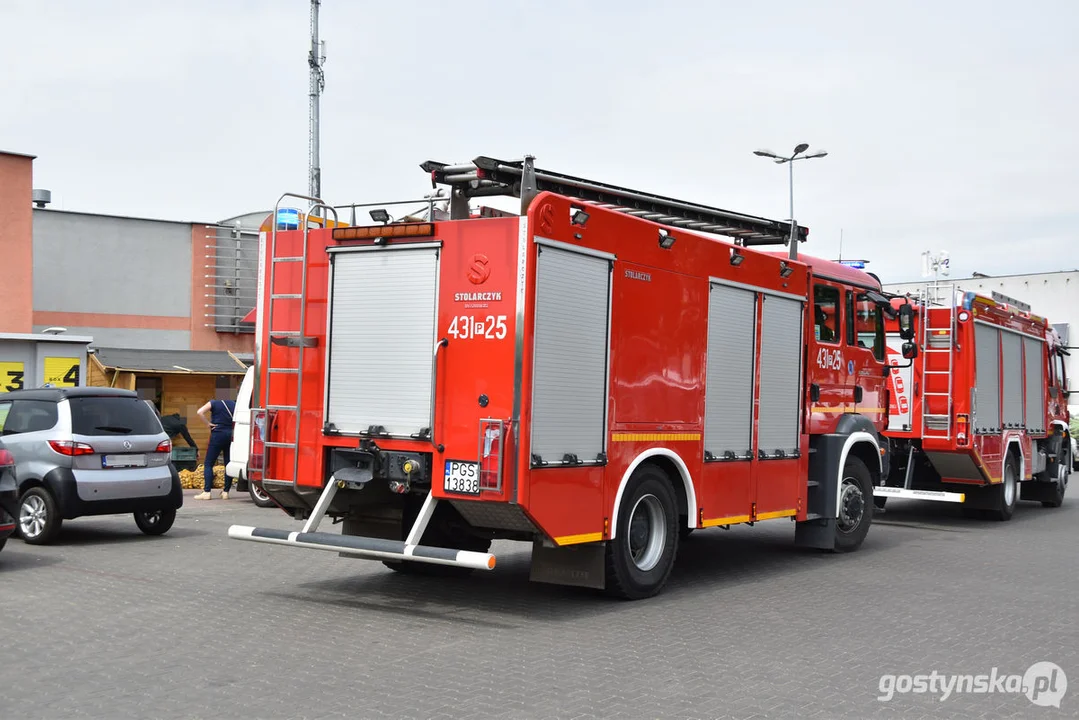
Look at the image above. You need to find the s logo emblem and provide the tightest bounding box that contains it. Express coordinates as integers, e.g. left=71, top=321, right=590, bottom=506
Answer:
left=467, top=254, right=491, bottom=285
left=123, top=440, right=132, bottom=450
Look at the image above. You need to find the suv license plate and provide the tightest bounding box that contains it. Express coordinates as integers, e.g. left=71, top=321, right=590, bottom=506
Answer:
left=102, top=454, right=147, bottom=468
left=444, top=460, right=480, bottom=495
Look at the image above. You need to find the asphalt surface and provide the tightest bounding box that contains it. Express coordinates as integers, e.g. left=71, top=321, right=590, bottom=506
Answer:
left=0, top=487, right=1076, bottom=719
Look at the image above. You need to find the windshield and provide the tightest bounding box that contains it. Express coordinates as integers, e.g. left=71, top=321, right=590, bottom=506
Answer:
left=69, top=396, right=163, bottom=436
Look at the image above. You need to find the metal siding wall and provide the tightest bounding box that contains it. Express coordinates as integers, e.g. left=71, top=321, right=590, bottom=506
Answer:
left=1024, top=337, right=1046, bottom=432
left=704, top=284, right=756, bottom=458
left=531, top=246, right=609, bottom=465
left=326, top=249, right=438, bottom=436
left=974, top=324, right=1001, bottom=432
left=1000, top=332, right=1023, bottom=428
left=31, top=326, right=190, bottom=351
left=32, top=212, right=192, bottom=316
left=757, top=296, right=802, bottom=457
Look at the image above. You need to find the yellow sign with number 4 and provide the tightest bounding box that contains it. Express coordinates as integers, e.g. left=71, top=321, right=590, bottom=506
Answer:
left=44, top=357, right=80, bottom=387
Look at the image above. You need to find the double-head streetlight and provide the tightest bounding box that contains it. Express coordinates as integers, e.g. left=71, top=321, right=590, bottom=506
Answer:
left=754, top=143, right=827, bottom=258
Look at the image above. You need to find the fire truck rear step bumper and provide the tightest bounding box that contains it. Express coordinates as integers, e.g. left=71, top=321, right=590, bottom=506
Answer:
left=227, top=525, right=497, bottom=570
left=874, top=486, right=966, bottom=503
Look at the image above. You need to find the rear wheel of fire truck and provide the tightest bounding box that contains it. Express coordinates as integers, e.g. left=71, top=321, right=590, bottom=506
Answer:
left=987, top=454, right=1019, bottom=521
left=834, top=456, right=873, bottom=552
left=605, top=465, right=679, bottom=600
left=1041, top=444, right=1068, bottom=508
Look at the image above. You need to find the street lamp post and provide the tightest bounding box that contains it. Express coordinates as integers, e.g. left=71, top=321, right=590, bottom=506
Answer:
left=753, top=143, right=828, bottom=259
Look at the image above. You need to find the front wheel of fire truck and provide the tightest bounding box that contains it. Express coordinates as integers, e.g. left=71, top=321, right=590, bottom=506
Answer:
left=987, top=454, right=1019, bottom=521
left=605, top=465, right=679, bottom=600
left=833, top=456, right=873, bottom=552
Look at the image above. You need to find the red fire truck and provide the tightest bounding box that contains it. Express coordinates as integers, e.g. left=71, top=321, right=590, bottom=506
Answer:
left=229, top=155, right=903, bottom=599
left=877, top=286, right=1071, bottom=519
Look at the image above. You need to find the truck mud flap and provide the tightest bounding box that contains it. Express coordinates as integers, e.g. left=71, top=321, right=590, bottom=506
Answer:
left=227, top=525, right=496, bottom=570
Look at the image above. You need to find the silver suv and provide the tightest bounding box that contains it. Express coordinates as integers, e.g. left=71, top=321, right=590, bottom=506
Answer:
left=0, top=387, right=183, bottom=544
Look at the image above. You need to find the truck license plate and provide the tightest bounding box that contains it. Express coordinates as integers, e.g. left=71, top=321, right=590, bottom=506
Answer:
left=444, top=460, right=480, bottom=495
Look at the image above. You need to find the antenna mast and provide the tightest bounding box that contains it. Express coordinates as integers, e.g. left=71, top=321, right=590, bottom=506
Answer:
left=308, top=0, right=325, bottom=204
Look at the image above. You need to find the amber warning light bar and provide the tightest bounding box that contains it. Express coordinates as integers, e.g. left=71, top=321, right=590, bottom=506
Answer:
left=332, top=223, right=434, bottom=241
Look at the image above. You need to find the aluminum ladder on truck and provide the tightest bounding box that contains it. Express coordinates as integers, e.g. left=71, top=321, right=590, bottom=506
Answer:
left=420, top=155, right=806, bottom=247
left=260, top=194, right=337, bottom=490
left=920, top=282, right=957, bottom=441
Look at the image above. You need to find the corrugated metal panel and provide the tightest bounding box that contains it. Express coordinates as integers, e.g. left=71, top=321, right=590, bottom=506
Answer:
left=1024, top=336, right=1045, bottom=433
left=973, top=323, right=1000, bottom=433
left=704, top=284, right=756, bottom=459
left=1001, top=332, right=1023, bottom=428
left=530, top=245, right=610, bottom=465
left=326, top=248, right=439, bottom=436
left=757, top=295, right=802, bottom=457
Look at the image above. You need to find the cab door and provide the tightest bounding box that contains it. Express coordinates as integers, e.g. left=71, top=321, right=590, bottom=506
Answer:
left=808, top=281, right=850, bottom=433
left=848, top=291, right=888, bottom=426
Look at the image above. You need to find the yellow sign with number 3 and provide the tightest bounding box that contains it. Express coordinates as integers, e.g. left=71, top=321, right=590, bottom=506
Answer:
left=0, top=362, right=25, bottom=393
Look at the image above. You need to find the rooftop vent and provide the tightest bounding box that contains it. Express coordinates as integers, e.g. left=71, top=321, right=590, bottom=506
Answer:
left=32, top=188, right=52, bottom=208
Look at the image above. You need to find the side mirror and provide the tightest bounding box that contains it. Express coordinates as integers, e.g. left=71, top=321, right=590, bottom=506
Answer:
left=898, top=303, right=915, bottom=340
left=902, top=341, right=918, bottom=360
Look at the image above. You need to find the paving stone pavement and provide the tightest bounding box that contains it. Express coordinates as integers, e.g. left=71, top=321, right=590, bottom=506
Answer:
left=0, top=488, right=1076, bottom=719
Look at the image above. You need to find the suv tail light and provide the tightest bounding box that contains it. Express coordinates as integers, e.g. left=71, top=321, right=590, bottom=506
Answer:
left=156, top=439, right=172, bottom=453
left=0, top=449, right=14, bottom=466
left=48, top=440, right=96, bottom=456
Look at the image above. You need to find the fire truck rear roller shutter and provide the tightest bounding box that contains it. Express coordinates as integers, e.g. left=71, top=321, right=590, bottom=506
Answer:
left=325, top=247, right=440, bottom=437
left=530, top=245, right=610, bottom=466
left=704, top=284, right=756, bottom=460
left=1001, top=331, right=1024, bottom=428
left=757, top=295, right=803, bottom=458
left=1023, top=336, right=1046, bottom=433
left=973, top=322, right=1001, bottom=433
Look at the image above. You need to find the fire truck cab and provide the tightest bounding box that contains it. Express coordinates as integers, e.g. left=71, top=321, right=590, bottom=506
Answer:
left=878, top=286, right=1071, bottom=519
left=230, top=155, right=896, bottom=599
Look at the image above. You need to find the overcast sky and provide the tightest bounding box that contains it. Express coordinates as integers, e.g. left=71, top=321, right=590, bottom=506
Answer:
left=2, top=0, right=1076, bottom=283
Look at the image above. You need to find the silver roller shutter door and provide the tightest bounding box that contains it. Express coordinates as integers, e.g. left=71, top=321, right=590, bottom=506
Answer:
left=530, top=245, right=611, bottom=465
left=704, top=284, right=756, bottom=459
left=326, top=248, right=439, bottom=436
left=757, top=295, right=803, bottom=457
left=973, top=323, right=1000, bottom=433
left=1024, top=336, right=1046, bottom=433
left=1001, top=331, right=1023, bottom=428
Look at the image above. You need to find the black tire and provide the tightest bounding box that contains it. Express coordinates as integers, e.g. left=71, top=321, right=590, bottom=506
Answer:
left=1041, top=467, right=1067, bottom=509
left=134, top=507, right=176, bottom=536
left=988, top=454, right=1019, bottom=521
left=18, top=487, right=62, bottom=545
left=248, top=481, right=275, bottom=508
left=833, top=456, right=872, bottom=552
left=605, top=465, right=679, bottom=600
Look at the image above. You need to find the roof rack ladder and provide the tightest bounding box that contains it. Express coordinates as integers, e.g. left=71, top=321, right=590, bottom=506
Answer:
left=421, top=154, right=807, bottom=247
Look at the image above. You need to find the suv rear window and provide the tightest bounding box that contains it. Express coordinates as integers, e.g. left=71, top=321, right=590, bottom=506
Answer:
left=69, top=397, right=162, bottom=436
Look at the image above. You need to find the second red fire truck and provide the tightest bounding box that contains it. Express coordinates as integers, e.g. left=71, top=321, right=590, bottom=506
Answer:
left=877, top=286, right=1071, bottom=519
left=229, top=155, right=906, bottom=599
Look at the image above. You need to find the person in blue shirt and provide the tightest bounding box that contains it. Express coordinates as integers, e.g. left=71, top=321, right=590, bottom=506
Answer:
left=193, top=397, right=237, bottom=500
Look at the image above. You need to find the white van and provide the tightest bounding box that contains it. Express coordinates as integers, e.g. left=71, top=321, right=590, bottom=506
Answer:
left=227, top=366, right=274, bottom=507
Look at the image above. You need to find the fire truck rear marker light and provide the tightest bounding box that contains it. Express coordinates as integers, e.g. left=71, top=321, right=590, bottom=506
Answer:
left=553, top=532, right=604, bottom=545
